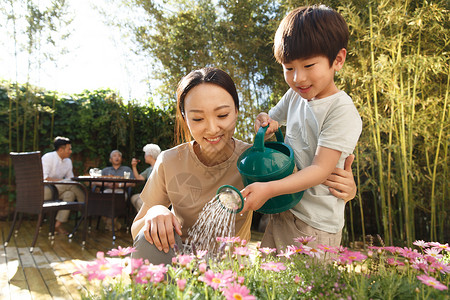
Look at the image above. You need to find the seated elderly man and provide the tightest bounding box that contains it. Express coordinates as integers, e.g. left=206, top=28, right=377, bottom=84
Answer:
left=130, top=144, right=161, bottom=212
left=95, top=150, right=135, bottom=231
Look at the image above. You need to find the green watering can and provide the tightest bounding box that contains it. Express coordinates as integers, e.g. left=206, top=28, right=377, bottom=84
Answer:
left=236, top=125, right=304, bottom=214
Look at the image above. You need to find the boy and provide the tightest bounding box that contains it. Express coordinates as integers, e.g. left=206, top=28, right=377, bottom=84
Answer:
left=240, top=5, right=362, bottom=251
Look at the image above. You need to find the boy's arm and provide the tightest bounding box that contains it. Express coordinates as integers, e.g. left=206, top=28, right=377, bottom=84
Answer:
left=240, top=146, right=341, bottom=212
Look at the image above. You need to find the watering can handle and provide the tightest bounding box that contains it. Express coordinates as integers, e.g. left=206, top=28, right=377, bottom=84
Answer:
left=253, top=125, right=284, bottom=152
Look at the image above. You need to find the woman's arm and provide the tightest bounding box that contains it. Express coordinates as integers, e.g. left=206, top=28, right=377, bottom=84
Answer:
left=323, top=154, right=357, bottom=202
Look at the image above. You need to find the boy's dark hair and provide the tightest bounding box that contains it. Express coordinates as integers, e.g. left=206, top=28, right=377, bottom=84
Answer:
left=53, top=136, right=71, bottom=151
left=274, top=5, right=349, bottom=66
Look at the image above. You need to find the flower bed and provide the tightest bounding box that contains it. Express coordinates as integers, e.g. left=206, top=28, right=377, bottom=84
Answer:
left=75, top=238, right=449, bottom=299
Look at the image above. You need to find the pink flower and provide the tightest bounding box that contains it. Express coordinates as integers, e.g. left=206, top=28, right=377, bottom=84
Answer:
left=293, top=236, right=316, bottom=245
left=412, top=258, right=430, bottom=273
left=294, top=275, right=302, bottom=283
left=287, top=244, right=311, bottom=255
left=317, top=244, right=338, bottom=254
left=234, top=246, right=251, bottom=256
left=238, top=276, right=245, bottom=284
left=307, top=247, right=324, bottom=259
left=417, top=274, right=448, bottom=291
left=428, top=242, right=450, bottom=252
left=241, top=240, right=248, bottom=246
left=398, top=247, right=421, bottom=261
left=259, top=247, right=277, bottom=255
left=174, top=254, right=194, bottom=267
left=130, top=258, right=144, bottom=272
left=260, top=262, right=286, bottom=272
left=177, top=279, right=187, bottom=291
left=201, top=270, right=234, bottom=290
left=196, top=250, right=208, bottom=259
left=74, top=256, right=123, bottom=281
left=430, top=261, right=450, bottom=274
left=135, top=264, right=167, bottom=284
left=277, top=248, right=296, bottom=259
left=222, top=283, right=256, bottom=300
left=386, top=258, right=405, bottom=267
left=424, top=248, right=443, bottom=260
left=337, top=250, right=367, bottom=265
left=107, top=246, right=136, bottom=257
left=199, top=262, right=207, bottom=273
left=413, top=240, right=429, bottom=248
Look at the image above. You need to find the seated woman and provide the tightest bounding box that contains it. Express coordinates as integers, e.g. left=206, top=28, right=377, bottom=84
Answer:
left=130, top=144, right=161, bottom=212
left=131, top=67, right=357, bottom=265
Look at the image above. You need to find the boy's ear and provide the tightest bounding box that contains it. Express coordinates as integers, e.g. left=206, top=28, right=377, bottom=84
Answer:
left=333, top=48, right=347, bottom=71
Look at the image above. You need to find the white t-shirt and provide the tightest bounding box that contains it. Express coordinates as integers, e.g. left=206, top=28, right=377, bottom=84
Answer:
left=41, top=151, right=74, bottom=180
left=269, top=89, right=362, bottom=233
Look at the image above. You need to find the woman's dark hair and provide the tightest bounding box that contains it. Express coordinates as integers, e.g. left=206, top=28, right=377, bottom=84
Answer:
left=175, top=67, right=239, bottom=144
left=53, top=136, right=71, bottom=151
left=274, top=5, right=349, bottom=66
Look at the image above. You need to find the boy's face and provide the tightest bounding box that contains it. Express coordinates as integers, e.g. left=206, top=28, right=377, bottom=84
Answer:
left=282, top=49, right=346, bottom=100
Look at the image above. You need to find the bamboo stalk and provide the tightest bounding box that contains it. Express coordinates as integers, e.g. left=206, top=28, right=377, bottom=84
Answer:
left=430, top=66, right=449, bottom=241
left=369, top=4, right=389, bottom=243
left=355, top=145, right=365, bottom=248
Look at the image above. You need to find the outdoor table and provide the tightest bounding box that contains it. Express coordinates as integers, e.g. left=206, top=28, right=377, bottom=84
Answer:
left=72, top=176, right=144, bottom=241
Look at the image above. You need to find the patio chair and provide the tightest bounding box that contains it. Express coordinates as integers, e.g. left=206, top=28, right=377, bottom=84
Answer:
left=4, top=151, right=88, bottom=252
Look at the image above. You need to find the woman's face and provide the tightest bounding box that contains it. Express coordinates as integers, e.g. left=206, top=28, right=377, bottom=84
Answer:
left=183, top=83, right=238, bottom=164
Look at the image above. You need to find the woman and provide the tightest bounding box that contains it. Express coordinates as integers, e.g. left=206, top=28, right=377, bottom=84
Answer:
left=131, top=67, right=356, bottom=264
left=130, top=143, right=161, bottom=212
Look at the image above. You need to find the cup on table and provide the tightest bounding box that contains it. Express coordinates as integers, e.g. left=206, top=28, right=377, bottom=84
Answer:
left=89, top=168, right=102, bottom=177
left=123, top=171, right=130, bottom=179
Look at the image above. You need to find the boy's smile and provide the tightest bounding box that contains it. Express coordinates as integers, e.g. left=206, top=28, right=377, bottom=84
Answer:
left=282, top=49, right=346, bottom=100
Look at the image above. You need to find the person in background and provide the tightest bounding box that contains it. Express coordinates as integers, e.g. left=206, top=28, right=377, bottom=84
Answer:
left=42, top=136, right=85, bottom=234
left=130, top=144, right=161, bottom=212
left=96, top=150, right=135, bottom=231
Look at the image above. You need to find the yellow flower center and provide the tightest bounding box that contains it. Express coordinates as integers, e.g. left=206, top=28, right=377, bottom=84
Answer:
left=233, top=293, right=243, bottom=300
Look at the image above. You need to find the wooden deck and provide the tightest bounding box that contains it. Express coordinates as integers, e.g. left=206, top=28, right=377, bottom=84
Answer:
left=0, top=218, right=134, bottom=300
left=1, top=218, right=265, bottom=299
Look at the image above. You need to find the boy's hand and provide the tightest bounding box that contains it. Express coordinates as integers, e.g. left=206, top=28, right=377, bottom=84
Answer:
left=240, top=182, right=273, bottom=212
left=255, top=113, right=279, bottom=137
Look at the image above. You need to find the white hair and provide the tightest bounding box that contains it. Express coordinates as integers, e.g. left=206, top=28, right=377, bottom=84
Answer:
left=110, top=150, right=122, bottom=158
left=143, top=144, right=161, bottom=159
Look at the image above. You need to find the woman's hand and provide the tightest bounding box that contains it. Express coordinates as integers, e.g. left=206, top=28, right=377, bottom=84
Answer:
left=142, top=205, right=182, bottom=253
left=131, top=158, right=140, bottom=167
left=323, top=154, right=357, bottom=202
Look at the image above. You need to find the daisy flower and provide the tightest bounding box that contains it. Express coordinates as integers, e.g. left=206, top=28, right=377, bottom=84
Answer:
left=413, top=240, right=429, bottom=248
left=259, top=247, right=277, bottom=255
left=177, top=279, right=187, bottom=291
left=201, top=270, right=234, bottom=290
left=293, top=236, right=316, bottom=245
left=317, top=244, right=338, bottom=254
left=417, top=274, right=448, bottom=291
left=261, top=262, right=286, bottom=272
left=233, top=246, right=251, bottom=256
left=428, top=242, right=450, bottom=252
left=222, top=283, right=256, bottom=300
left=337, top=250, right=367, bottom=265
left=107, top=246, right=136, bottom=257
